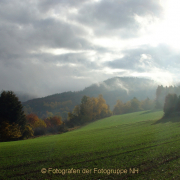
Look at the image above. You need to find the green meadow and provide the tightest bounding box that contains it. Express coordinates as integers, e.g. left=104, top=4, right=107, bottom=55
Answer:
left=1, top=110, right=180, bottom=180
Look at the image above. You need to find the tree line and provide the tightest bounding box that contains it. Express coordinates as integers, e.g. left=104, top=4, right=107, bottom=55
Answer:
left=113, top=97, right=154, bottom=115
left=0, top=91, right=67, bottom=142
left=155, top=85, right=180, bottom=109
left=154, top=85, right=180, bottom=118
left=2, top=84, right=178, bottom=142
left=0, top=91, right=112, bottom=141
left=163, top=93, right=180, bottom=117
left=66, top=95, right=112, bottom=127
left=22, top=77, right=157, bottom=120
left=22, top=91, right=82, bottom=119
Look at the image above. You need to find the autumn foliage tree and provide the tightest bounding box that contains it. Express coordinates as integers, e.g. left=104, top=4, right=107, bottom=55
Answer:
left=26, top=113, right=64, bottom=135
left=131, top=97, right=141, bottom=112
left=140, top=98, right=154, bottom=110
left=23, top=125, right=34, bottom=139
left=26, top=114, right=39, bottom=127
left=26, top=113, right=46, bottom=129
left=44, top=116, right=63, bottom=127
left=43, top=116, right=64, bottom=134
left=113, top=100, right=124, bottom=115
left=26, top=113, right=47, bottom=136
left=113, top=97, right=154, bottom=115
left=0, top=120, right=22, bottom=141
left=67, top=95, right=112, bottom=127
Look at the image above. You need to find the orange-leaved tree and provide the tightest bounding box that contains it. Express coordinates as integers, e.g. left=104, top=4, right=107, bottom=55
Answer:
left=26, top=113, right=47, bottom=129
left=44, top=116, right=63, bottom=127
left=0, top=118, right=22, bottom=141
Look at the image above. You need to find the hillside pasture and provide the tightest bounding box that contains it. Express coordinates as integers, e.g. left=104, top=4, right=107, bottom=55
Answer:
left=1, top=110, right=180, bottom=179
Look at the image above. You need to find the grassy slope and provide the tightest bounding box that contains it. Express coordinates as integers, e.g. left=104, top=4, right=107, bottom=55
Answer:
left=1, top=110, right=180, bottom=180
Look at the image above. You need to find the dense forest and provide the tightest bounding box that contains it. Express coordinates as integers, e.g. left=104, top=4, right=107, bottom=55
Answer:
left=113, top=97, right=154, bottom=115
left=22, top=77, right=158, bottom=119
left=0, top=91, right=111, bottom=141
left=1, top=77, right=180, bottom=142
left=163, top=93, right=180, bottom=117
left=155, top=85, right=180, bottom=108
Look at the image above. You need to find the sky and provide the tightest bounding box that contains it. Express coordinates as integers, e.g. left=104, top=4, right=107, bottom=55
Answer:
left=0, top=0, right=180, bottom=98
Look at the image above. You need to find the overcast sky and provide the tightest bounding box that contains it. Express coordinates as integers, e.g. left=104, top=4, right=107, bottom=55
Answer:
left=1, top=0, right=180, bottom=97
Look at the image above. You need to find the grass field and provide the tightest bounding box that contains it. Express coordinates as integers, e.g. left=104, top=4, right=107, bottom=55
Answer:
left=1, top=110, right=180, bottom=180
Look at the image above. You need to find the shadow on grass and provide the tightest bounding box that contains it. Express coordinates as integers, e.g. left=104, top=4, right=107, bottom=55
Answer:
left=152, top=113, right=180, bottom=124
left=140, top=109, right=162, bottom=115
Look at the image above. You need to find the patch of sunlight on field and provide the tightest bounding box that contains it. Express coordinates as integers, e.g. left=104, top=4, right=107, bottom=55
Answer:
left=76, top=110, right=164, bottom=132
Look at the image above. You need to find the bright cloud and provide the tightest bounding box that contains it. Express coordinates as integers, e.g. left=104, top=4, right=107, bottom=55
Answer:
left=0, top=0, right=179, bottom=97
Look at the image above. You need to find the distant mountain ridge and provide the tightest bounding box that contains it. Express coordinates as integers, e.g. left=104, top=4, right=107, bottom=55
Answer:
left=22, top=77, right=158, bottom=118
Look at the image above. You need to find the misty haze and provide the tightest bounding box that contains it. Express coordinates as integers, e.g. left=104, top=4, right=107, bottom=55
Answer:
left=1, top=0, right=180, bottom=179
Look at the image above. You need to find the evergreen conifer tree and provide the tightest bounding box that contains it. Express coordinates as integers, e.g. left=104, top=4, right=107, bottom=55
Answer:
left=0, top=91, right=26, bottom=130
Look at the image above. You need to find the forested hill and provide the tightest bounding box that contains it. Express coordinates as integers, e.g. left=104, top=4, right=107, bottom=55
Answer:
left=22, top=77, right=158, bottom=118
